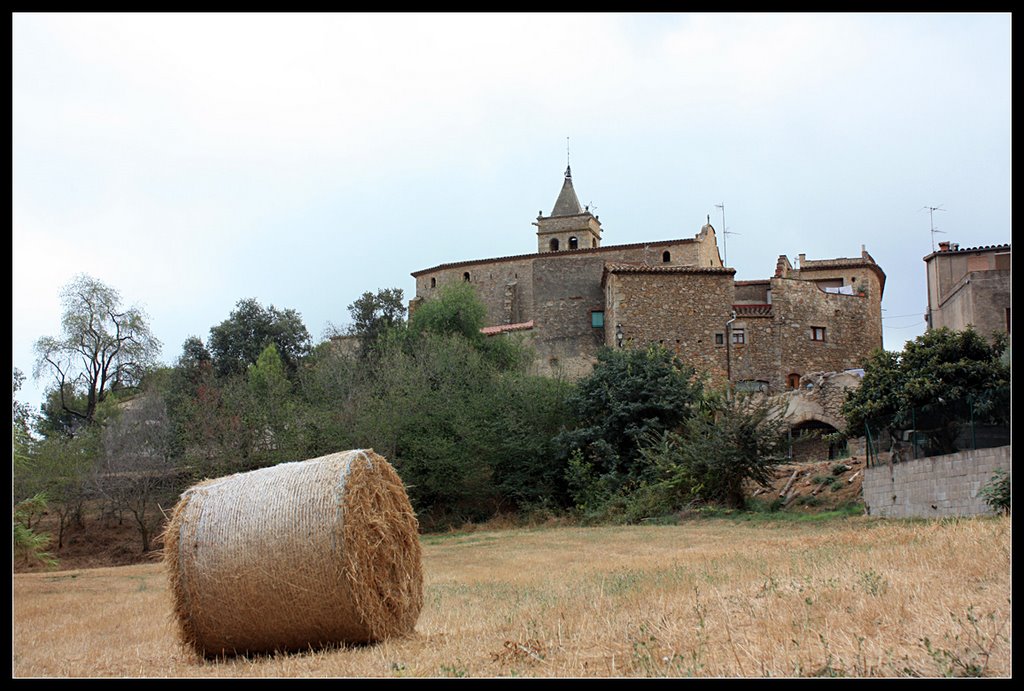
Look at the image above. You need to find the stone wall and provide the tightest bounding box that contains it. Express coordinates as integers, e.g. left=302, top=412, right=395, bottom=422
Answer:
left=604, top=268, right=734, bottom=380
left=862, top=446, right=1010, bottom=518
left=755, top=278, right=881, bottom=390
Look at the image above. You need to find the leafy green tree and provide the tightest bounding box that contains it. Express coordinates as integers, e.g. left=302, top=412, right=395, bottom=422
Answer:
left=637, top=392, right=790, bottom=510
left=408, top=281, right=486, bottom=343
left=558, top=344, right=706, bottom=505
left=344, top=288, right=406, bottom=359
left=33, top=274, right=161, bottom=428
left=208, top=298, right=311, bottom=378
left=26, top=429, right=97, bottom=549
left=842, top=326, right=1010, bottom=455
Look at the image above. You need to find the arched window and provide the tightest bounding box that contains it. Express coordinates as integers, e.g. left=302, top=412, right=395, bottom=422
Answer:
left=550, top=238, right=560, bottom=251
left=430, top=277, right=436, bottom=288
left=569, top=236, right=579, bottom=250
left=592, top=238, right=597, bottom=248
left=787, top=373, right=801, bottom=390
left=662, top=250, right=671, bottom=263
left=463, top=272, right=470, bottom=282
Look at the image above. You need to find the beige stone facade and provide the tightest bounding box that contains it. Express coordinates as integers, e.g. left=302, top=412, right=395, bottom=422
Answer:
left=410, top=167, right=886, bottom=396
left=924, top=241, right=1011, bottom=341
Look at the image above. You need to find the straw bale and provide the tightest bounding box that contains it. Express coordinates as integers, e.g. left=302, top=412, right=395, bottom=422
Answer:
left=163, top=449, right=422, bottom=657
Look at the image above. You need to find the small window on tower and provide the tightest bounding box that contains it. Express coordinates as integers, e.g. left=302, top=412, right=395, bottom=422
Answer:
left=550, top=238, right=560, bottom=251
left=569, top=236, right=579, bottom=250
left=463, top=272, right=471, bottom=282
left=592, top=238, right=597, bottom=248
left=662, top=251, right=671, bottom=263
left=430, top=277, right=436, bottom=288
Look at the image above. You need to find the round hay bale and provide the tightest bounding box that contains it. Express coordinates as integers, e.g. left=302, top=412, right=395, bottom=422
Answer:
left=163, top=449, right=422, bottom=658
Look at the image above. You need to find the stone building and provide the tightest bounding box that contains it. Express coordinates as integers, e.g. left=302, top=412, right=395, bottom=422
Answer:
left=923, top=240, right=1011, bottom=341
left=410, top=166, right=886, bottom=394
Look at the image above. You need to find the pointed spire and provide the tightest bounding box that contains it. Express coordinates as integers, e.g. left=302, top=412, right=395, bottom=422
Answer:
left=550, top=166, right=583, bottom=217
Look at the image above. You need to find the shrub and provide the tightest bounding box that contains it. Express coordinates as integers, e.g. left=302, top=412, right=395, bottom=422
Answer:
left=979, top=469, right=1010, bottom=515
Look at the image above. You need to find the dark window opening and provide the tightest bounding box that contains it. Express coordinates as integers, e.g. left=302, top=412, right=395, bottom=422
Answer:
left=569, top=236, right=579, bottom=250
left=715, top=333, right=725, bottom=346
left=811, top=326, right=826, bottom=341
left=550, top=238, right=560, bottom=251
left=662, top=250, right=671, bottom=263
left=592, top=238, right=597, bottom=248
left=430, top=277, right=436, bottom=288
left=463, top=272, right=471, bottom=282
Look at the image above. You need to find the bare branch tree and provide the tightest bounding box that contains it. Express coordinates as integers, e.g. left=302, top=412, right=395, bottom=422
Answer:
left=33, top=275, right=162, bottom=427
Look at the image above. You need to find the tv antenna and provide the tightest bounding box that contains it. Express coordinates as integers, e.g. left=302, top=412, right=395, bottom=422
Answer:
left=922, top=205, right=946, bottom=252
left=714, top=202, right=739, bottom=266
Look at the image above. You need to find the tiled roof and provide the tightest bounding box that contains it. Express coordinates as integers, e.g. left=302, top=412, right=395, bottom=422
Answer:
left=480, top=320, right=534, bottom=336
left=924, top=243, right=1011, bottom=259
left=604, top=263, right=735, bottom=275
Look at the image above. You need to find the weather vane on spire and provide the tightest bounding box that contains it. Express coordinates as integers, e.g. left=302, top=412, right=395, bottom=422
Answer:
left=565, top=136, right=571, bottom=177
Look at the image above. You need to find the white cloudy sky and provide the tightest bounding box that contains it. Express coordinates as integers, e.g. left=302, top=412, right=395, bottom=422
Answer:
left=12, top=12, right=1012, bottom=412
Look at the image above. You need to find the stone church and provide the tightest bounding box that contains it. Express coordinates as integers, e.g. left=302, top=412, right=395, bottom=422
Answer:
left=410, top=166, right=885, bottom=395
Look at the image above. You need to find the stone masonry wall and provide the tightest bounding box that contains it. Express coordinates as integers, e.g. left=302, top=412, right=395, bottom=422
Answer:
left=756, top=278, right=881, bottom=389
left=862, top=446, right=1010, bottom=518
left=605, top=269, right=734, bottom=380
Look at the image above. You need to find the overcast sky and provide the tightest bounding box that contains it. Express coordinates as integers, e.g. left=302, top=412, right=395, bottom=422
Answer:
left=12, top=12, right=1012, bottom=413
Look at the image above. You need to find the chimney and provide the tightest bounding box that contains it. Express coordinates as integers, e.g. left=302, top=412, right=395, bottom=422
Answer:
left=938, top=241, right=951, bottom=252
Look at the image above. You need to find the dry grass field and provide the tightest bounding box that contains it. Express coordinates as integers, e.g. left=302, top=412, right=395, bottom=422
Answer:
left=13, top=515, right=1011, bottom=678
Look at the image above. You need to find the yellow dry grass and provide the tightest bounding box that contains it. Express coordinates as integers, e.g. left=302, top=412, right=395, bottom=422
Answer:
left=12, top=515, right=1011, bottom=678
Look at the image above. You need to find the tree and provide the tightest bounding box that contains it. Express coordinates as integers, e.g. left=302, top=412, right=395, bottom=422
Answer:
left=33, top=275, right=162, bottom=429
left=558, top=344, right=706, bottom=505
left=207, top=298, right=312, bottom=378
left=638, top=392, right=790, bottom=510
left=842, top=326, right=1010, bottom=455
left=408, top=281, right=487, bottom=344
left=345, top=288, right=406, bottom=358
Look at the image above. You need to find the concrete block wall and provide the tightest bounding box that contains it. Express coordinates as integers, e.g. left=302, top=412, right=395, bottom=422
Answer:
left=862, top=446, right=1010, bottom=518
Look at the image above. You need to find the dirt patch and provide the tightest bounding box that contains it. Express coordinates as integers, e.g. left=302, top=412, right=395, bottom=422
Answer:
left=14, top=508, right=164, bottom=574
left=749, top=455, right=866, bottom=513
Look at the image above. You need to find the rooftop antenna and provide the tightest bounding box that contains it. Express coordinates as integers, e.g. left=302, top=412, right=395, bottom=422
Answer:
left=714, top=202, right=739, bottom=266
left=566, top=136, right=570, bottom=174
left=922, top=204, right=946, bottom=252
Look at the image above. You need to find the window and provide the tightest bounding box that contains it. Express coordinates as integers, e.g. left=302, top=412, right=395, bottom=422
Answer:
left=591, top=310, right=605, bottom=328
left=463, top=272, right=471, bottom=282
left=592, top=238, right=597, bottom=248
left=787, top=373, right=801, bottom=390
left=550, top=238, right=560, bottom=251
left=811, top=326, right=826, bottom=341
left=731, top=328, right=745, bottom=345
left=662, top=251, right=671, bottom=263
left=569, top=236, right=579, bottom=250
left=430, top=277, right=436, bottom=288
left=715, top=332, right=725, bottom=346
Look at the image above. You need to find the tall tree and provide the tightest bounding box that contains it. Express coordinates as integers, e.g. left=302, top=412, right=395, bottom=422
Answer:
left=842, top=326, right=1010, bottom=455
left=33, top=274, right=161, bottom=429
left=207, top=298, right=311, bottom=378
left=345, top=288, right=406, bottom=358
left=558, top=344, right=706, bottom=495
